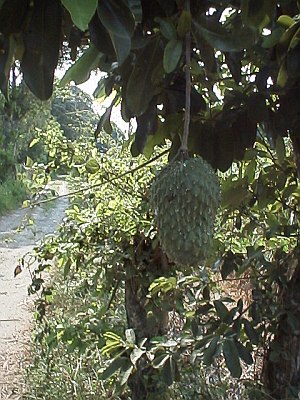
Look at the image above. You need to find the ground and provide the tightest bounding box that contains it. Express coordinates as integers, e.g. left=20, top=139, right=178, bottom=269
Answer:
left=0, top=182, right=68, bottom=399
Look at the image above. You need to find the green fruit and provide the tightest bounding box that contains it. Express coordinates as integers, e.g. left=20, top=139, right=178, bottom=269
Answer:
left=150, top=157, right=220, bottom=266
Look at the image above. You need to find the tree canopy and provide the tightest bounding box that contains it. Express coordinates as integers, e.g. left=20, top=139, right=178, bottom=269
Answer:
left=1, top=0, right=300, bottom=171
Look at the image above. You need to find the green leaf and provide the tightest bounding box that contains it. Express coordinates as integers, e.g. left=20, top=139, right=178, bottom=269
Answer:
left=98, top=0, right=135, bottom=64
left=214, top=300, right=229, bottom=320
left=101, top=357, right=128, bottom=380
left=109, top=31, right=131, bottom=65
left=236, top=341, right=253, bottom=365
left=127, top=38, right=163, bottom=115
left=152, top=354, right=170, bottom=369
left=155, top=17, right=177, bottom=40
left=203, top=336, right=219, bottom=366
left=223, top=340, right=242, bottom=378
left=29, top=137, right=40, bottom=148
left=177, top=10, right=192, bottom=38
left=98, top=0, right=135, bottom=39
left=162, top=357, right=178, bottom=386
left=61, top=0, right=97, bottom=31
left=85, top=158, right=100, bottom=174
left=243, top=319, right=259, bottom=345
left=120, top=362, right=134, bottom=386
left=241, top=0, right=275, bottom=31
left=60, top=45, right=102, bottom=86
left=130, top=348, right=145, bottom=365
left=163, top=39, right=183, bottom=73
left=192, top=17, right=255, bottom=52
left=275, top=135, right=286, bottom=164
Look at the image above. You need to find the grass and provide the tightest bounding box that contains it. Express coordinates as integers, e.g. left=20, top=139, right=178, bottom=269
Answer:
left=0, top=177, right=28, bottom=215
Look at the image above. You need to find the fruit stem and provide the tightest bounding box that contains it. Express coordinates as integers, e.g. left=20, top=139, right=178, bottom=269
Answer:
left=180, top=0, right=191, bottom=157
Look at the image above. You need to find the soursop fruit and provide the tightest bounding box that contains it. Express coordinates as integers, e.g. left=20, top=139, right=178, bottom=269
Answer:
left=150, top=157, right=220, bottom=266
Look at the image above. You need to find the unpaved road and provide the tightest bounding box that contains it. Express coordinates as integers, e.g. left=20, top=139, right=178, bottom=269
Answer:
left=0, top=182, right=68, bottom=399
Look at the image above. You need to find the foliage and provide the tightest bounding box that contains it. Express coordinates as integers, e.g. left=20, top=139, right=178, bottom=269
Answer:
left=2, top=0, right=300, bottom=398
left=0, top=176, right=27, bottom=215
left=1, top=0, right=300, bottom=171
left=23, top=126, right=300, bottom=399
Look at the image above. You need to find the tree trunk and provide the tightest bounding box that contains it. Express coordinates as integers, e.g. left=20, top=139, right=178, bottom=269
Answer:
left=264, top=252, right=300, bottom=399
left=124, top=233, right=171, bottom=400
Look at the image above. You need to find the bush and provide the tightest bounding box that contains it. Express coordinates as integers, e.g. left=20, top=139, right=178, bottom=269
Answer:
left=0, top=177, right=28, bottom=215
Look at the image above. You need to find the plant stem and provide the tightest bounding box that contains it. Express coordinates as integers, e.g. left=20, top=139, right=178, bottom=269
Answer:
left=181, top=0, right=191, bottom=154
left=27, top=149, right=169, bottom=208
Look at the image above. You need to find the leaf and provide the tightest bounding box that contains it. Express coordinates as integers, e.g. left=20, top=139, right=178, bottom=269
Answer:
left=214, top=300, right=229, bottom=320
left=192, top=17, right=255, bottom=52
left=89, top=13, right=115, bottom=57
left=29, top=137, right=40, bottom=148
left=152, top=354, right=170, bottom=368
left=223, top=340, right=242, bottom=378
left=21, top=0, right=62, bottom=100
left=0, top=0, right=29, bottom=36
left=275, top=135, right=286, bottom=164
left=243, top=319, right=259, bottom=345
left=101, top=357, right=128, bottom=380
left=162, top=356, right=178, bottom=386
left=235, top=341, right=253, bottom=365
left=98, top=0, right=135, bottom=39
left=125, top=328, right=136, bottom=345
left=130, top=348, right=145, bottom=365
left=203, top=336, right=219, bottom=366
left=85, top=158, right=100, bottom=174
left=60, top=45, right=102, bottom=86
left=133, top=99, right=158, bottom=155
left=0, top=35, right=15, bottom=98
left=177, top=10, right=192, bottom=38
left=94, top=96, right=118, bottom=137
left=98, top=0, right=135, bottom=65
left=126, top=38, right=163, bottom=116
left=163, top=39, right=183, bottom=73
left=61, top=0, right=97, bottom=31
left=155, top=17, right=177, bottom=40
left=120, top=362, right=133, bottom=386
left=241, top=0, right=276, bottom=31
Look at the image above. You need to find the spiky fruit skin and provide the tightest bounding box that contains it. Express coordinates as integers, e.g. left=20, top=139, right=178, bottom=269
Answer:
left=150, top=157, right=220, bottom=266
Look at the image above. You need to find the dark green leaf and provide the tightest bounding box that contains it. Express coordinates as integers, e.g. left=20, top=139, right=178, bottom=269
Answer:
left=241, top=0, right=276, bottom=31
left=62, top=0, right=97, bottom=31
left=21, top=0, right=62, bottom=100
left=133, top=99, right=158, bottom=155
left=127, top=38, right=163, bottom=116
left=163, top=39, right=183, bottom=73
left=275, top=135, right=286, bottom=164
left=0, top=0, right=29, bottom=35
left=101, top=357, right=129, bottom=380
left=152, top=354, right=170, bottom=369
left=192, top=17, right=255, bottom=52
left=60, top=45, right=102, bottom=86
left=177, top=10, right=192, bottom=38
left=244, top=319, right=259, bottom=345
left=203, top=336, right=219, bottom=365
left=89, top=13, right=115, bottom=56
left=223, top=340, right=242, bottom=378
left=155, top=17, right=177, bottom=40
left=98, top=0, right=135, bottom=39
left=235, top=341, right=253, bottom=365
left=162, top=356, right=178, bottom=386
left=109, top=31, right=131, bottom=66
left=214, top=300, right=229, bottom=320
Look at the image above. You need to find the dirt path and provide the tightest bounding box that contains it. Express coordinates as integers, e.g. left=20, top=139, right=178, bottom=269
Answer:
left=0, top=181, right=69, bottom=399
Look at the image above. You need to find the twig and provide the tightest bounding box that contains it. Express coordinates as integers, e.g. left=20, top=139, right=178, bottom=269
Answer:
left=25, top=149, right=169, bottom=208
left=181, top=0, right=191, bottom=154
